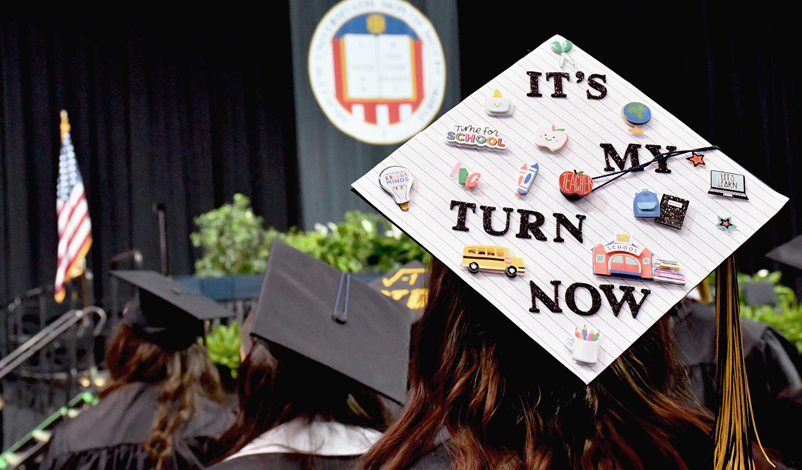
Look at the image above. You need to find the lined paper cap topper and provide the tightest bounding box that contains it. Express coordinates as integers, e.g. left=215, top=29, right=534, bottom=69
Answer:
left=351, top=34, right=788, bottom=384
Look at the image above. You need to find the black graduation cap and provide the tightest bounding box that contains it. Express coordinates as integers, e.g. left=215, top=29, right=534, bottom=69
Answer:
left=251, top=240, right=411, bottom=404
left=111, top=270, right=234, bottom=351
left=766, top=234, right=802, bottom=271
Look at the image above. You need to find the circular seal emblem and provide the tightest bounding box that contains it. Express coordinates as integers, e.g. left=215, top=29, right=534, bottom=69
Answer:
left=308, top=0, right=447, bottom=145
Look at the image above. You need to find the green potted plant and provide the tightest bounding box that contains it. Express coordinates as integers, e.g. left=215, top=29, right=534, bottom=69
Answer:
left=205, top=322, right=241, bottom=391
left=706, top=269, right=802, bottom=351
left=186, top=194, right=430, bottom=373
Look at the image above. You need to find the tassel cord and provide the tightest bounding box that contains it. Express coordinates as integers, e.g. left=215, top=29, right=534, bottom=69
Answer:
left=590, top=145, right=720, bottom=192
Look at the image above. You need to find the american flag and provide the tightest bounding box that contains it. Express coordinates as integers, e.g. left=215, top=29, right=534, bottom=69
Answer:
left=55, top=111, right=92, bottom=302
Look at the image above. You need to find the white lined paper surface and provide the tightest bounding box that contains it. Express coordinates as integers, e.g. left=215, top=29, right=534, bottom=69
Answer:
left=352, top=34, right=787, bottom=383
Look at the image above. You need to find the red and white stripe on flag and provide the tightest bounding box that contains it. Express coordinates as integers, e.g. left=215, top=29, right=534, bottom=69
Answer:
left=55, top=112, right=92, bottom=303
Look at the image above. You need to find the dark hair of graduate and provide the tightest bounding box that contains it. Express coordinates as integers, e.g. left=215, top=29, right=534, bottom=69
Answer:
left=212, top=337, right=393, bottom=461
left=103, top=311, right=227, bottom=470
left=359, top=258, right=713, bottom=470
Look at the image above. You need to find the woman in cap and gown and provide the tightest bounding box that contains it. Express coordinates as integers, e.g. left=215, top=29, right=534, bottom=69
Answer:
left=208, top=240, right=411, bottom=470
left=358, top=259, right=793, bottom=470
left=40, top=271, right=235, bottom=470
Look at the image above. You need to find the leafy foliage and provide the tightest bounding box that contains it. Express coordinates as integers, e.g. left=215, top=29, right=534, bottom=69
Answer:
left=190, top=194, right=272, bottom=277
left=206, top=321, right=241, bottom=378
left=191, top=194, right=428, bottom=277
left=707, top=269, right=802, bottom=351
left=741, top=305, right=802, bottom=352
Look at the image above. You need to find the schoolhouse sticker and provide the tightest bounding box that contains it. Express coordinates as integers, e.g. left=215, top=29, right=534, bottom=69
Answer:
left=308, top=0, right=447, bottom=145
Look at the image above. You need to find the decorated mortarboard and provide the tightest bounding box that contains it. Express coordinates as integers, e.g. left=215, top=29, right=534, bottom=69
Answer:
left=369, top=261, right=428, bottom=320
left=352, top=34, right=789, bottom=468
left=353, top=34, right=789, bottom=468
left=353, top=33, right=789, bottom=380
left=251, top=240, right=411, bottom=404
left=765, top=234, right=802, bottom=271
left=111, top=270, right=234, bottom=351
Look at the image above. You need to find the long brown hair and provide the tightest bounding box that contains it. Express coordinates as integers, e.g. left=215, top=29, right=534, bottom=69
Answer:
left=212, top=338, right=393, bottom=461
left=104, top=320, right=227, bottom=470
left=359, top=259, right=713, bottom=470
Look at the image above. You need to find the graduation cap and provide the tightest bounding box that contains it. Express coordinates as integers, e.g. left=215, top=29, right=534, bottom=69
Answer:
left=250, top=240, right=411, bottom=404
left=351, top=35, right=788, bottom=468
left=765, top=234, right=802, bottom=271
left=111, top=270, right=234, bottom=351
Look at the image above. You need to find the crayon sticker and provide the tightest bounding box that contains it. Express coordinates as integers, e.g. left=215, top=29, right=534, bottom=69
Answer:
left=516, top=163, right=540, bottom=197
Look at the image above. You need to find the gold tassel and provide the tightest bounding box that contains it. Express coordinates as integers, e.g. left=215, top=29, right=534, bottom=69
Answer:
left=714, top=255, right=774, bottom=470
left=698, top=277, right=712, bottom=303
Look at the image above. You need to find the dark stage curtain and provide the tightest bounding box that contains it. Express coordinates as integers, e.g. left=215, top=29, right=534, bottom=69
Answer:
left=0, top=4, right=300, bottom=302
left=1, top=0, right=800, bottom=302
left=457, top=0, right=802, bottom=295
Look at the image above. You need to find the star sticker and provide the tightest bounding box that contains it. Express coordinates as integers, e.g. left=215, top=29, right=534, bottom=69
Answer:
left=687, top=153, right=706, bottom=167
left=717, top=216, right=737, bottom=232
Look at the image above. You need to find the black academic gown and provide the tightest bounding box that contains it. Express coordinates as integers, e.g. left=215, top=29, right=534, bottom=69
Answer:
left=404, top=439, right=796, bottom=470
left=208, top=419, right=381, bottom=470
left=40, top=383, right=234, bottom=470
left=209, top=453, right=361, bottom=470
left=672, top=299, right=802, bottom=467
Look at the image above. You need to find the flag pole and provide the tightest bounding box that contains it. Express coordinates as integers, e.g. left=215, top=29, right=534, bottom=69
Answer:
left=60, top=110, right=69, bottom=139
left=55, top=109, right=92, bottom=303
left=81, top=261, right=90, bottom=308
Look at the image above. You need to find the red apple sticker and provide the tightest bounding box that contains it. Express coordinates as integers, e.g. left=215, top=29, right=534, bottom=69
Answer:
left=559, top=170, right=593, bottom=200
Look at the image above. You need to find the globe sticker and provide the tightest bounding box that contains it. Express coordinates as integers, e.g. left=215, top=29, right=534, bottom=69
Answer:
left=308, top=1, right=447, bottom=145
left=621, top=102, right=652, bottom=134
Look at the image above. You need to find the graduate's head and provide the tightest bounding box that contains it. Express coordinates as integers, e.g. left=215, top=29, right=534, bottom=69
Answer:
left=104, top=304, right=222, bottom=394
left=235, top=337, right=393, bottom=435
left=213, top=241, right=411, bottom=460
left=105, top=271, right=230, bottom=398
left=360, top=258, right=712, bottom=470
left=105, top=272, right=230, bottom=470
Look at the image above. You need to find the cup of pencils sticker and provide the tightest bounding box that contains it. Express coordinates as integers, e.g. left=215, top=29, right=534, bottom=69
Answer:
left=564, top=326, right=601, bottom=364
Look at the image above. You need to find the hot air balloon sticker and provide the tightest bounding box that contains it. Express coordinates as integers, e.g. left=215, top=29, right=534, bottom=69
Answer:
left=379, top=166, right=414, bottom=211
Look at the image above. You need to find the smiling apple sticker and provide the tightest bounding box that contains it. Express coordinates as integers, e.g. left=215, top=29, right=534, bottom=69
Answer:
left=534, top=124, right=569, bottom=152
